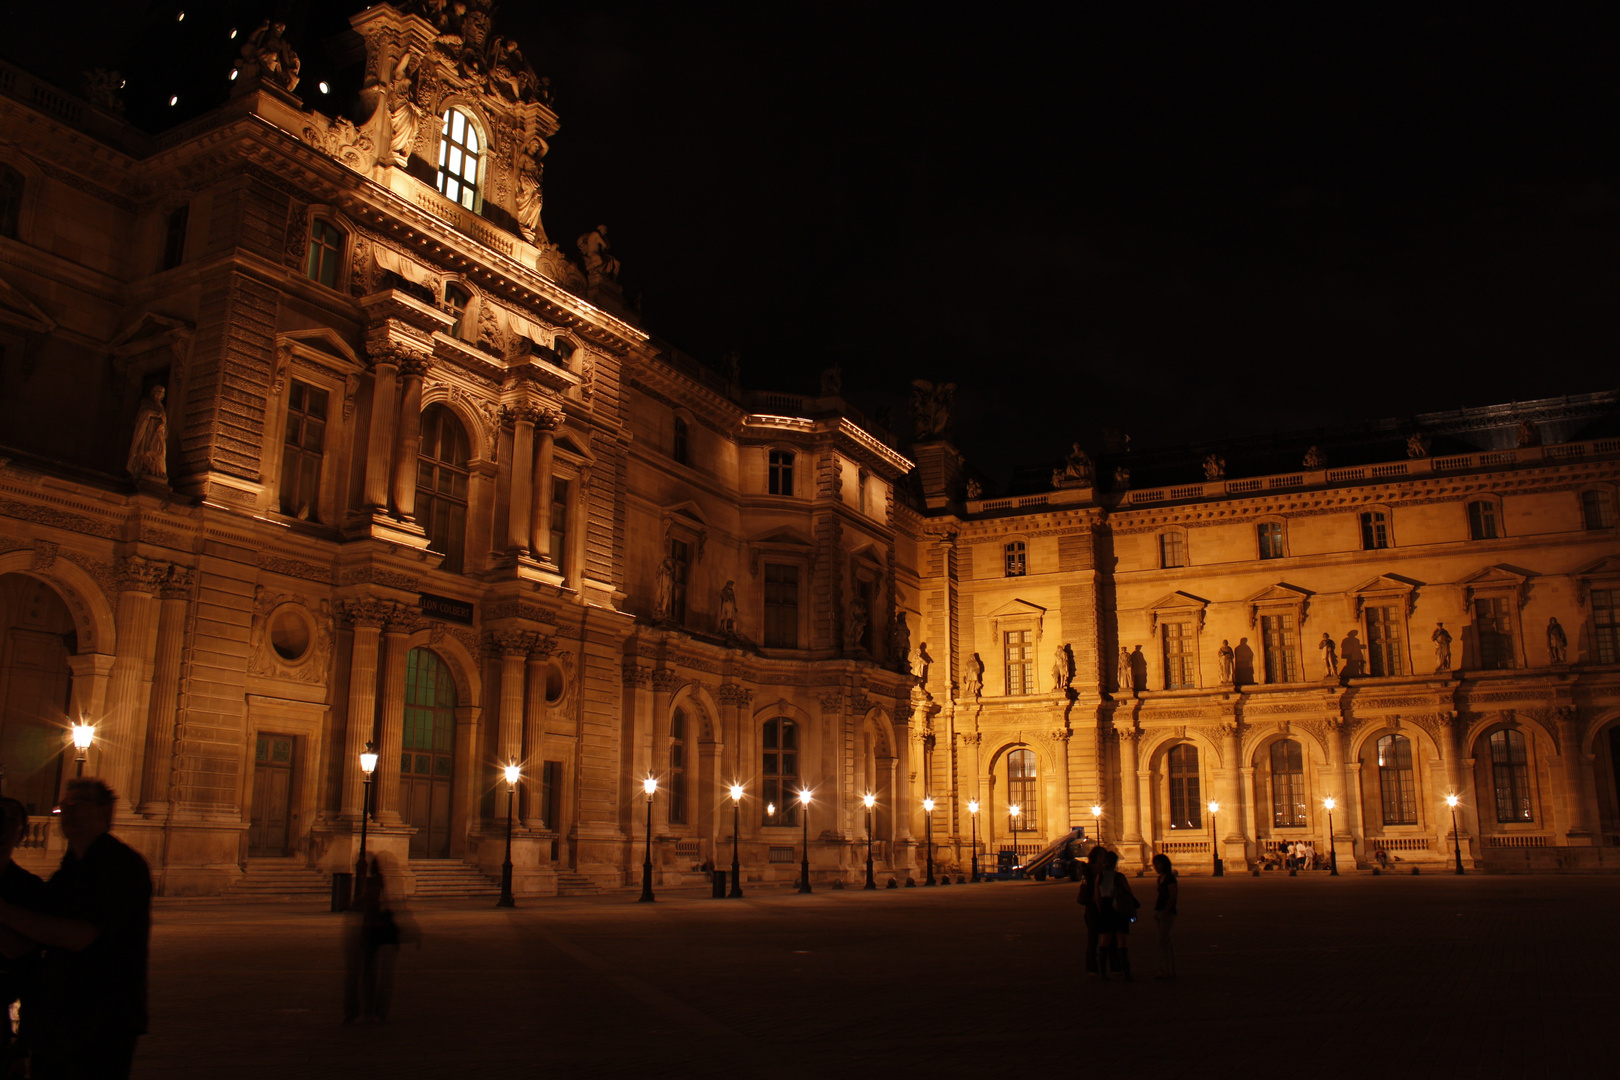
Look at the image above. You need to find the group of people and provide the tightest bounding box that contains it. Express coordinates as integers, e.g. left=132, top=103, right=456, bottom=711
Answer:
left=0, top=778, right=152, bottom=1079
left=1077, top=847, right=1179, bottom=981
left=1256, top=841, right=1324, bottom=872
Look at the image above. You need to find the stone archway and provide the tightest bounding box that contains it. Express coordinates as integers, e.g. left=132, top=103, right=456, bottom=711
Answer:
left=0, top=572, right=76, bottom=814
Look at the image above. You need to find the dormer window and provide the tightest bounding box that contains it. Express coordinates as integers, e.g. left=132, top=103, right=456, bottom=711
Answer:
left=443, top=284, right=471, bottom=339
left=437, top=109, right=481, bottom=210
left=305, top=220, right=344, bottom=288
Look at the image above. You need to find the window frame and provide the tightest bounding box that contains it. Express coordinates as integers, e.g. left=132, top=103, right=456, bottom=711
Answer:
left=305, top=218, right=347, bottom=289
left=1591, top=586, right=1620, bottom=665
left=1359, top=509, right=1392, bottom=551
left=761, top=717, right=801, bottom=827
left=1269, top=739, right=1307, bottom=828
left=1376, top=734, right=1418, bottom=826
left=435, top=106, right=487, bottom=212
left=672, top=415, right=690, bottom=467
left=267, top=348, right=353, bottom=527
left=160, top=202, right=190, bottom=271
left=668, top=707, right=689, bottom=826
left=1161, top=619, right=1196, bottom=690
left=0, top=160, right=31, bottom=241
left=762, top=561, right=802, bottom=650
left=418, top=403, right=473, bottom=574
left=1580, top=487, right=1616, bottom=531
left=1256, top=519, right=1286, bottom=560
left=1006, top=747, right=1038, bottom=834
left=1167, top=744, right=1202, bottom=830
left=1159, top=529, right=1187, bottom=569
left=1259, top=611, right=1301, bottom=684
left=1004, top=540, right=1027, bottom=578
left=1488, top=728, right=1533, bottom=824
left=278, top=378, right=330, bottom=522
left=1466, top=497, right=1503, bottom=541
left=767, top=448, right=796, bottom=497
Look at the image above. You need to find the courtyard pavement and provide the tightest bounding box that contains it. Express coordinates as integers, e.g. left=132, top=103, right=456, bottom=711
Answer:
left=132, top=871, right=1615, bottom=1079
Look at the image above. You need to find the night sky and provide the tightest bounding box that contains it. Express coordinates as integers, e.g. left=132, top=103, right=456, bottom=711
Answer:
left=9, top=3, right=1620, bottom=482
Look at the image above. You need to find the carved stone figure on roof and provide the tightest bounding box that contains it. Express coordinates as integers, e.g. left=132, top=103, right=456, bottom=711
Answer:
left=965, top=478, right=983, bottom=500
left=1516, top=420, right=1541, bottom=448
left=235, top=20, right=300, bottom=93
left=909, top=379, right=955, bottom=441
left=82, top=69, right=125, bottom=114
left=577, top=225, right=620, bottom=281
left=1112, top=466, right=1130, bottom=490
left=380, top=53, right=422, bottom=167
left=515, top=134, right=549, bottom=242
left=1303, top=445, right=1326, bottom=469
left=126, top=385, right=169, bottom=484
left=487, top=37, right=540, bottom=102
left=1203, top=453, right=1226, bottom=481
left=1061, top=443, right=1092, bottom=483
left=819, top=366, right=842, bottom=396
left=1406, top=432, right=1431, bottom=459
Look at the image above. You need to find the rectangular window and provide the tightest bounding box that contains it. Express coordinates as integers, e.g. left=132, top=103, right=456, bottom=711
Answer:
left=1004, top=541, right=1026, bottom=578
left=1270, top=740, right=1306, bottom=827
left=1594, top=589, right=1619, bottom=665
left=1162, top=621, right=1195, bottom=689
left=673, top=417, right=689, bottom=466
left=549, top=476, right=569, bottom=564
left=1260, top=613, right=1298, bottom=683
left=1168, top=745, right=1201, bottom=830
left=1365, top=604, right=1405, bottom=677
left=1468, top=501, right=1499, bottom=540
left=1583, top=490, right=1614, bottom=530
left=1159, top=532, right=1186, bottom=568
left=669, top=539, right=691, bottom=625
left=762, top=718, right=799, bottom=827
left=768, top=450, right=795, bottom=496
left=305, top=220, right=343, bottom=288
left=1361, top=512, right=1389, bottom=550
left=1003, top=630, right=1033, bottom=696
left=541, top=760, right=563, bottom=830
left=1257, top=522, right=1284, bottom=560
left=1473, top=596, right=1515, bottom=670
left=1378, top=736, right=1418, bottom=826
left=1490, top=730, right=1533, bottom=823
left=161, top=203, right=189, bottom=270
left=278, top=380, right=328, bottom=520
left=763, top=563, right=800, bottom=649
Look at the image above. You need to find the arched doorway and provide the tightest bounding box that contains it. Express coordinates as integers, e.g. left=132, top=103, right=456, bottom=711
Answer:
left=402, top=647, right=457, bottom=858
left=0, top=573, right=74, bottom=815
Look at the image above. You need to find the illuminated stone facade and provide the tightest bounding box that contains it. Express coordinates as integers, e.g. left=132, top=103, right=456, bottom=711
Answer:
left=0, top=5, right=1616, bottom=897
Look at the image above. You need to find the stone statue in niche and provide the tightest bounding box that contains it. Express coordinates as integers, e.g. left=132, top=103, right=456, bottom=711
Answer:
left=1203, top=453, right=1226, bottom=481
left=126, top=385, right=169, bottom=484
left=819, top=365, right=842, bottom=396
left=1431, top=622, right=1453, bottom=671
left=515, top=134, right=549, bottom=242
left=1302, top=445, right=1326, bottom=470
left=1318, top=632, right=1338, bottom=678
left=1406, top=432, right=1431, bottom=459
left=890, top=611, right=911, bottom=673
left=1117, top=646, right=1133, bottom=694
left=1516, top=420, right=1541, bottom=448
left=1051, top=645, right=1070, bottom=693
left=965, top=478, right=983, bottom=500
left=1061, top=443, right=1093, bottom=483
left=655, top=554, right=675, bottom=620
left=1547, top=617, right=1567, bottom=664
left=380, top=53, right=422, bottom=167
left=1217, top=639, right=1235, bottom=685
left=718, top=580, right=737, bottom=637
left=577, top=225, right=620, bottom=281
left=961, top=653, right=983, bottom=700
left=234, top=20, right=301, bottom=93
left=909, top=379, right=955, bottom=441
left=845, top=595, right=869, bottom=653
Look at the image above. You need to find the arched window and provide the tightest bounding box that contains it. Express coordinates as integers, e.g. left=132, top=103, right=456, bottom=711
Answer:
left=672, top=416, right=689, bottom=466
left=402, top=648, right=457, bottom=858
left=762, top=717, right=799, bottom=826
left=0, top=165, right=21, bottom=239
left=1377, top=734, right=1417, bottom=825
left=1270, top=740, right=1306, bottom=827
left=305, top=220, right=345, bottom=287
left=1360, top=511, right=1389, bottom=550
left=443, top=284, right=472, bottom=340
left=668, top=708, right=688, bottom=825
left=1007, top=748, right=1038, bottom=833
left=1004, top=541, right=1026, bottom=577
left=437, top=108, right=481, bottom=209
left=1489, top=729, right=1533, bottom=823
left=1467, top=500, right=1500, bottom=540
left=768, top=450, right=795, bottom=496
left=1168, top=744, right=1201, bottom=830
left=418, top=405, right=470, bottom=573
left=1159, top=531, right=1186, bottom=569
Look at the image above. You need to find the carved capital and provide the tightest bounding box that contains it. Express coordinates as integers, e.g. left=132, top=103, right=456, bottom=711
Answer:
left=622, top=664, right=652, bottom=689
left=819, top=692, right=845, bottom=713
left=366, top=343, right=410, bottom=370
left=157, top=563, right=196, bottom=600
left=717, top=683, right=754, bottom=707
left=488, top=629, right=541, bottom=656
left=960, top=732, right=982, bottom=746
left=1217, top=721, right=1242, bottom=740
left=336, top=597, right=406, bottom=629
left=533, top=409, right=563, bottom=433
left=650, top=669, right=684, bottom=693
left=398, top=354, right=433, bottom=379
left=1112, top=722, right=1141, bottom=741
left=502, top=403, right=544, bottom=428
left=115, top=556, right=167, bottom=594
left=1050, top=728, right=1072, bottom=742
left=30, top=541, right=58, bottom=571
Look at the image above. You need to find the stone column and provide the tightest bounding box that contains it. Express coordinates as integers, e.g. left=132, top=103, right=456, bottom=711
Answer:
left=1324, top=718, right=1352, bottom=866
left=504, top=406, right=538, bottom=555
left=101, top=559, right=163, bottom=799
left=650, top=669, right=682, bottom=834
left=1555, top=708, right=1592, bottom=842
left=140, top=567, right=194, bottom=809
left=1116, top=724, right=1143, bottom=861
left=892, top=715, right=913, bottom=842
left=362, top=348, right=402, bottom=512
left=490, top=632, right=534, bottom=770
left=373, top=619, right=411, bottom=825
left=529, top=414, right=558, bottom=562
left=337, top=600, right=389, bottom=818
left=522, top=652, right=547, bottom=828
left=1221, top=721, right=1245, bottom=865
left=390, top=354, right=429, bottom=523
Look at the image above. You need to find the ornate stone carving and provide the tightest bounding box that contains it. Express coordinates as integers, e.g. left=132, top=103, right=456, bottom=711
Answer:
left=1302, top=445, right=1326, bottom=469
left=577, top=225, right=620, bottom=282
left=488, top=629, right=541, bottom=656
left=302, top=117, right=375, bottom=171
left=126, top=385, right=169, bottom=484
left=31, top=541, right=58, bottom=571
left=622, top=664, right=651, bottom=689
left=234, top=20, right=301, bottom=93
left=910, top=379, right=954, bottom=441
left=115, top=556, right=168, bottom=594
left=650, top=669, right=684, bottom=693
left=717, top=683, right=754, bottom=707
left=257, top=554, right=332, bottom=584
left=249, top=589, right=334, bottom=685
left=335, top=597, right=408, bottom=629
left=819, top=692, right=845, bottom=713
left=338, top=567, right=420, bottom=592
left=1203, top=453, right=1226, bottom=481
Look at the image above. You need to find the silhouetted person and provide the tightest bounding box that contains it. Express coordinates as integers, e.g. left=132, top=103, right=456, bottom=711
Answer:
left=0, top=797, right=45, bottom=1075
left=0, top=778, right=151, bottom=1080
left=1076, top=845, right=1107, bottom=974
left=344, top=858, right=413, bottom=1024
left=1152, top=853, right=1179, bottom=980
left=1094, top=850, right=1137, bottom=982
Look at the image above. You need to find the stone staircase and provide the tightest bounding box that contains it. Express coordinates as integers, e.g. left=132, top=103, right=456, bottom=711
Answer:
left=408, top=859, right=503, bottom=899
left=226, top=859, right=332, bottom=900
left=555, top=871, right=603, bottom=896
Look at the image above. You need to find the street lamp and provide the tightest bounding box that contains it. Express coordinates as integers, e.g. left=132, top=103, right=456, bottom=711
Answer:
left=354, top=742, right=378, bottom=904
left=729, top=783, right=745, bottom=898
left=639, top=776, right=657, bottom=903
left=967, top=799, right=980, bottom=883
left=1010, top=803, right=1022, bottom=875
left=922, top=797, right=936, bottom=886
left=1208, top=800, right=1223, bottom=877
left=1446, top=794, right=1466, bottom=875
left=70, top=722, right=94, bottom=777
left=1322, top=796, right=1339, bottom=876
left=863, top=792, right=877, bottom=890
left=796, top=788, right=813, bottom=894
left=497, top=762, right=520, bottom=908
left=1090, top=803, right=1102, bottom=842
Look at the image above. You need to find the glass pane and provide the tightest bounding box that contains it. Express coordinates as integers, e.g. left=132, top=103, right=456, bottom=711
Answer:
left=451, top=110, right=464, bottom=141
left=465, top=125, right=478, bottom=153
left=271, top=739, right=292, bottom=763
left=434, top=756, right=452, bottom=777
left=449, top=146, right=462, bottom=175
left=462, top=154, right=477, bottom=181
left=416, top=754, right=432, bottom=775
left=255, top=736, right=268, bottom=761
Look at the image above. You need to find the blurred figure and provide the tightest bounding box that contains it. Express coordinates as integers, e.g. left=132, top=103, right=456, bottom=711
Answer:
left=0, top=798, right=44, bottom=1077
left=1152, top=853, right=1179, bottom=980
left=344, top=858, right=415, bottom=1023
left=1076, top=845, right=1107, bottom=974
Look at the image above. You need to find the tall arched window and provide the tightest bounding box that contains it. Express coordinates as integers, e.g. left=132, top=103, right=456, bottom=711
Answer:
left=0, top=165, right=22, bottom=239
left=418, top=405, right=470, bottom=573
left=668, top=708, right=688, bottom=825
left=1168, top=744, right=1201, bottom=830
left=305, top=219, right=344, bottom=287
left=1489, top=729, right=1533, bottom=823
left=1377, top=734, right=1417, bottom=825
left=437, top=108, right=481, bottom=209
left=1270, top=740, right=1306, bottom=827
left=402, top=648, right=457, bottom=858
left=1007, top=747, right=1037, bottom=833
left=762, top=717, right=799, bottom=827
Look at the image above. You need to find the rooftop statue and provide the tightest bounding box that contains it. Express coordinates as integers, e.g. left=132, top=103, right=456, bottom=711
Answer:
left=1203, top=453, right=1225, bottom=481
left=1406, top=432, right=1431, bottom=459
left=515, top=133, right=549, bottom=241
left=1302, top=445, right=1326, bottom=469
left=1060, top=443, right=1092, bottom=483
left=910, top=379, right=955, bottom=441
left=578, top=225, right=620, bottom=281
left=234, top=20, right=301, bottom=94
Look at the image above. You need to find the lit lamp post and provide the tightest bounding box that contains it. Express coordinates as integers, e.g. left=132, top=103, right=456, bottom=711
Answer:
left=796, top=788, right=813, bottom=894
left=729, top=783, right=745, bottom=898
left=1208, top=800, right=1223, bottom=877
left=1446, top=794, right=1466, bottom=875
left=863, top=792, right=877, bottom=890
left=1010, top=803, right=1023, bottom=875
left=70, top=722, right=94, bottom=777
left=354, top=742, right=378, bottom=904
left=1322, top=796, right=1339, bottom=876
left=639, top=776, right=657, bottom=903
left=497, top=762, right=520, bottom=908
left=968, top=799, right=980, bottom=883
left=1091, top=803, right=1103, bottom=841
left=922, top=797, right=936, bottom=886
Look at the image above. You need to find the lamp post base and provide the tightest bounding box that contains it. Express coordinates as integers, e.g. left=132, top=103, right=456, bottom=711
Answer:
left=497, top=863, right=515, bottom=908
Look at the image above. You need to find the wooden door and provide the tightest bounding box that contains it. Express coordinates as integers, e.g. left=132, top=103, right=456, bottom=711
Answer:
left=249, top=734, right=294, bottom=856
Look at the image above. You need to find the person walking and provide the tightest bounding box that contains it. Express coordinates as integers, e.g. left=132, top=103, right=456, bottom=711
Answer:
left=1094, top=850, right=1137, bottom=982
left=1152, top=853, right=1179, bottom=980
left=1076, top=845, right=1107, bottom=974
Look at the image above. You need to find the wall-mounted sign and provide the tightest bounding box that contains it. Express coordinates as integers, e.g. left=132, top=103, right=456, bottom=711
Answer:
left=419, top=593, right=474, bottom=626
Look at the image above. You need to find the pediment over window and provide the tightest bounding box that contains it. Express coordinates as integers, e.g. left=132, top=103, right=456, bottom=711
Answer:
left=663, top=502, right=709, bottom=561
left=987, top=598, right=1046, bottom=621
left=1573, top=556, right=1620, bottom=606
left=1457, top=564, right=1530, bottom=611
left=280, top=328, right=363, bottom=369
left=0, top=275, right=54, bottom=334
left=1146, top=591, right=1208, bottom=636
left=988, top=598, right=1046, bottom=639
left=1351, top=574, right=1419, bottom=619
left=746, top=526, right=814, bottom=576
left=1245, top=582, right=1310, bottom=628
